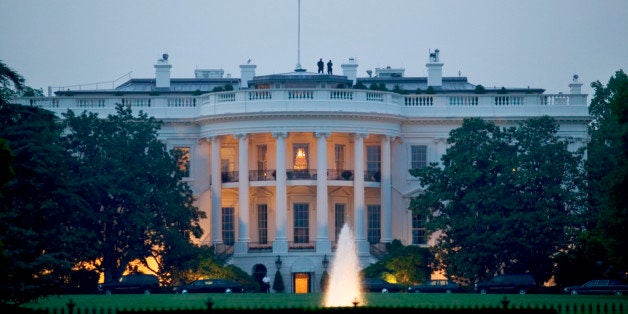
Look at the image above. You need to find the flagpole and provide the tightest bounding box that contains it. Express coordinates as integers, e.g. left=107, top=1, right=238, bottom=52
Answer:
left=295, top=0, right=304, bottom=71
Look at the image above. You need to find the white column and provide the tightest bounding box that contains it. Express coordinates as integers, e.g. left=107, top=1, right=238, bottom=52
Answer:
left=210, top=136, right=223, bottom=245
left=315, top=132, right=331, bottom=253
left=381, top=136, right=393, bottom=243
left=273, top=132, right=288, bottom=253
left=196, top=139, right=212, bottom=245
left=235, top=133, right=250, bottom=255
left=353, top=133, right=369, bottom=255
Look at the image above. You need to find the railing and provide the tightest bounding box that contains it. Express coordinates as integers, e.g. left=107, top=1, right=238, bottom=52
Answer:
left=249, top=169, right=275, bottom=181
left=405, top=95, right=434, bottom=106
left=330, top=90, right=353, bottom=100
left=288, top=241, right=316, bottom=251
left=122, top=97, right=151, bottom=107
left=364, top=170, right=381, bottom=182
left=286, top=169, right=317, bottom=180
left=328, top=169, right=353, bottom=181
left=221, top=171, right=239, bottom=183
left=449, top=96, right=478, bottom=106
left=248, top=242, right=273, bottom=252
left=15, top=89, right=588, bottom=120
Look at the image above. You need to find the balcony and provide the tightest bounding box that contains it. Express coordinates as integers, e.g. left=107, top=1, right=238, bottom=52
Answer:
left=221, top=169, right=383, bottom=184
left=15, top=89, right=589, bottom=121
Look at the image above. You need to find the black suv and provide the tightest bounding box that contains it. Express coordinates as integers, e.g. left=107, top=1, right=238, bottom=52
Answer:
left=98, top=274, right=160, bottom=295
left=475, top=274, right=536, bottom=294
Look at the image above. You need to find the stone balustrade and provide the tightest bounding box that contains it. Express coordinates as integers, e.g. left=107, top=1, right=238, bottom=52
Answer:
left=14, top=89, right=588, bottom=120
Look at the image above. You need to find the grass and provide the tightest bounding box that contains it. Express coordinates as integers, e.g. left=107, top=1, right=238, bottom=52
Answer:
left=22, top=293, right=628, bottom=314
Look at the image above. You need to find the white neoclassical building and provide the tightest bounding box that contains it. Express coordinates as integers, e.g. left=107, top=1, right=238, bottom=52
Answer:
left=16, top=50, right=589, bottom=293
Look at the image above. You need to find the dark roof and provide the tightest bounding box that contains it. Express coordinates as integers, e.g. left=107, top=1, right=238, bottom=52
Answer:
left=249, top=72, right=352, bottom=86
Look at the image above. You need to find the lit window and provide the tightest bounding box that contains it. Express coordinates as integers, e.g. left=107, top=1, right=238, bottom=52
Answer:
left=293, top=144, right=309, bottom=170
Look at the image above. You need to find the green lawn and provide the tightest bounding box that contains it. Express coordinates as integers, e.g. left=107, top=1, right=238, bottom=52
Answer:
left=23, top=293, right=628, bottom=314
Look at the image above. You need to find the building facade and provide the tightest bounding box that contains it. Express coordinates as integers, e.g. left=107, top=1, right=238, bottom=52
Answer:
left=16, top=51, right=589, bottom=293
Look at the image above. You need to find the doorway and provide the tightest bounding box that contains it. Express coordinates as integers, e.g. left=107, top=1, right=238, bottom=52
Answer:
left=293, top=272, right=310, bottom=294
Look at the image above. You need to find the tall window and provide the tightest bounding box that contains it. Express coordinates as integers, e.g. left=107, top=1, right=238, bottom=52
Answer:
left=222, top=207, right=235, bottom=245
left=412, top=214, right=427, bottom=245
left=256, top=145, right=268, bottom=180
left=258, top=204, right=268, bottom=244
left=256, top=145, right=267, bottom=171
left=220, top=147, right=235, bottom=172
left=367, top=205, right=381, bottom=244
left=334, top=144, right=345, bottom=171
left=293, top=144, right=309, bottom=170
left=411, top=145, right=427, bottom=169
left=173, top=147, right=190, bottom=177
left=334, top=204, right=345, bottom=241
left=366, top=145, right=381, bottom=180
left=293, top=203, right=309, bottom=243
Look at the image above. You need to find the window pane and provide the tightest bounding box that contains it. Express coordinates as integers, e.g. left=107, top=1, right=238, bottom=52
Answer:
left=258, top=204, right=268, bottom=244
left=334, top=204, right=345, bottom=241
left=367, top=205, right=380, bottom=244
left=366, top=146, right=381, bottom=173
left=411, top=145, right=427, bottom=170
left=256, top=145, right=267, bottom=171
left=334, top=144, right=345, bottom=171
left=293, top=203, right=309, bottom=243
left=412, top=214, right=426, bottom=244
left=222, top=207, right=234, bottom=245
left=293, top=144, right=309, bottom=170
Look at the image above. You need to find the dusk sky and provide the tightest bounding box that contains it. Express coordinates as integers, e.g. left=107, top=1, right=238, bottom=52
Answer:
left=1, top=0, right=626, bottom=96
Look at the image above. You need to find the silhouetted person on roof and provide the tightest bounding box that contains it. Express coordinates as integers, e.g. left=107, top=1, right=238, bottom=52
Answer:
left=317, top=58, right=324, bottom=73
left=327, top=60, right=333, bottom=75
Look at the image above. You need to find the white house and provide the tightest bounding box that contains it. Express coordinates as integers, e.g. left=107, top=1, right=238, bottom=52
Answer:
left=16, top=50, right=589, bottom=293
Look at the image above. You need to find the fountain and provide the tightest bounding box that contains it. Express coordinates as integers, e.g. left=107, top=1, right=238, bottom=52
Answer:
left=323, top=223, right=365, bottom=307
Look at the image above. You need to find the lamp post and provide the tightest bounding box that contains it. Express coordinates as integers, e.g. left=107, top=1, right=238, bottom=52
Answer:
left=322, top=254, right=329, bottom=270
left=275, top=255, right=282, bottom=270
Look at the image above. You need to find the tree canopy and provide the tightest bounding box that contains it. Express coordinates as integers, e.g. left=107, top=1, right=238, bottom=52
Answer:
left=62, top=104, right=206, bottom=283
left=583, top=69, right=628, bottom=276
left=409, top=117, right=583, bottom=284
left=361, top=240, right=431, bottom=286
left=0, top=103, right=91, bottom=304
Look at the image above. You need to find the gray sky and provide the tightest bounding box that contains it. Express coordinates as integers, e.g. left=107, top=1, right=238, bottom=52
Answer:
left=1, top=0, right=626, bottom=96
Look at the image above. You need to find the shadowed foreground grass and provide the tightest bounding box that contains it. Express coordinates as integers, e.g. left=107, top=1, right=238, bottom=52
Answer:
left=23, top=293, right=628, bottom=313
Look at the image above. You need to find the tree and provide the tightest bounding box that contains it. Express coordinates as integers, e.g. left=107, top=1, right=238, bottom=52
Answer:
left=584, top=69, right=628, bottom=277
left=0, top=103, right=92, bottom=304
left=272, top=270, right=285, bottom=293
left=62, top=104, right=206, bottom=283
left=409, top=117, right=582, bottom=284
left=361, top=240, right=431, bottom=286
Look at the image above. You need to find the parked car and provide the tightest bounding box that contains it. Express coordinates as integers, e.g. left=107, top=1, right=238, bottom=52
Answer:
left=408, top=279, right=465, bottom=293
left=361, top=278, right=402, bottom=293
left=563, top=279, right=628, bottom=295
left=98, top=274, right=160, bottom=295
left=172, top=279, right=244, bottom=294
left=475, top=274, right=536, bottom=294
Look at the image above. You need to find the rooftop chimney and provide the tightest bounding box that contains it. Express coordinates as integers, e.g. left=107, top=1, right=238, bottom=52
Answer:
left=341, top=57, right=358, bottom=86
left=569, top=74, right=583, bottom=94
left=240, top=60, right=257, bottom=89
left=155, top=53, right=172, bottom=89
left=426, top=49, right=443, bottom=87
